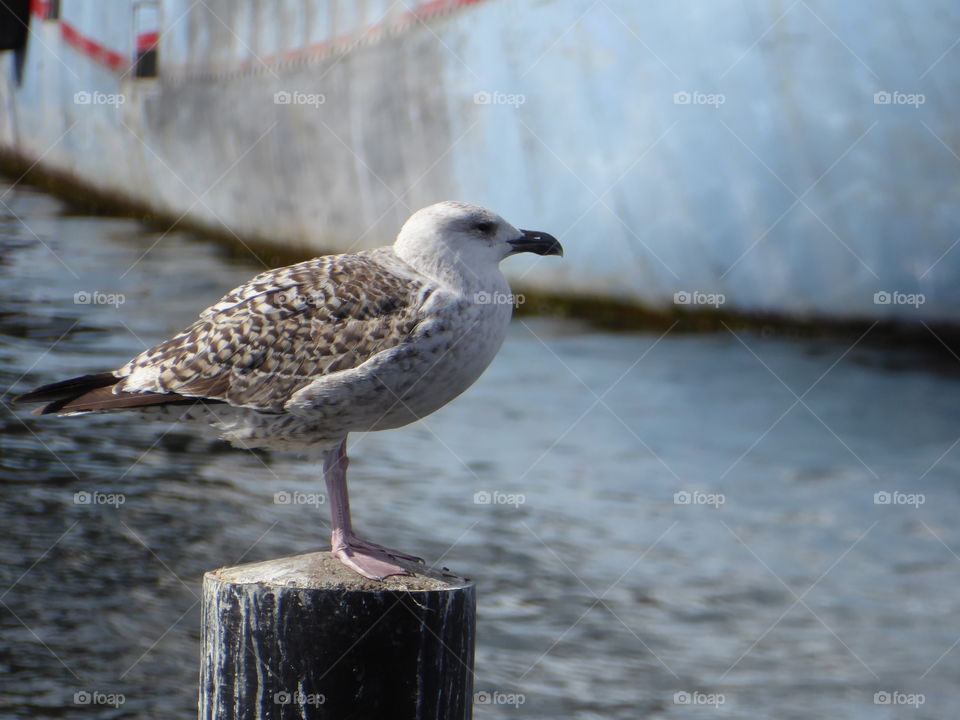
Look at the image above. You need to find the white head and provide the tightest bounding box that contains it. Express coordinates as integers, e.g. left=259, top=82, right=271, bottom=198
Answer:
left=393, top=201, right=562, bottom=288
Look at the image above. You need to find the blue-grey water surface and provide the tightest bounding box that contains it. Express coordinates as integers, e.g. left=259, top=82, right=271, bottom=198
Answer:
left=1, top=182, right=959, bottom=719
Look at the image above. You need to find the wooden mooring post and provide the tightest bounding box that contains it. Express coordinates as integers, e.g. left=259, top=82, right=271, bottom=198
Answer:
left=199, top=552, right=476, bottom=720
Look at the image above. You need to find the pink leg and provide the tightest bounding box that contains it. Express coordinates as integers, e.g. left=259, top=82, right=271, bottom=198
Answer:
left=323, top=439, right=420, bottom=580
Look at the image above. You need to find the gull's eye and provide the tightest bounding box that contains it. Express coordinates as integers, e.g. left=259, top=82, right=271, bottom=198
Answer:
left=474, top=221, right=496, bottom=235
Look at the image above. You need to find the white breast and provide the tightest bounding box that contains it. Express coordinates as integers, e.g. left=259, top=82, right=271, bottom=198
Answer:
left=363, top=292, right=513, bottom=431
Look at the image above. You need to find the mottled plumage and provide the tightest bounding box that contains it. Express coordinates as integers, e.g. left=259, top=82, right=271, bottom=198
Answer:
left=118, top=249, right=426, bottom=412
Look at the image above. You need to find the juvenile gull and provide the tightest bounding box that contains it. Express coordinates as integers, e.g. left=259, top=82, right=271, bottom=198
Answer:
left=16, top=201, right=562, bottom=579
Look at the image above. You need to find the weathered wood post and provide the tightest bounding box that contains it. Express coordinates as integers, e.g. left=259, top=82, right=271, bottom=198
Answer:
left=199, top=551, right=475, bottom=720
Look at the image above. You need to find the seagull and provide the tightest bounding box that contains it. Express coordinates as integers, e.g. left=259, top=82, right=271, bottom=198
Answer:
left=15, top=201, right=562, bottom=580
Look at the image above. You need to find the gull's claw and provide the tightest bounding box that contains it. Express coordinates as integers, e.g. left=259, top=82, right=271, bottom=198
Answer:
left=333, top=539, right=412, bottom=580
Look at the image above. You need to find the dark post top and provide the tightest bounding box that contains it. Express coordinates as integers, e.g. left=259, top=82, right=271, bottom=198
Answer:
left=199, top=552, right=477, bottom=720
left=207, top=551, right=472, bottom=592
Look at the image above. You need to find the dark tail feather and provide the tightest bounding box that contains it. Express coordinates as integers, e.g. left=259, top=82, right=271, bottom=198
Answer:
left=14, top=372, right=213, bottom=415
left=14, top=373, right=119, bottom=409
left=50, top=387, right=204, bottom=414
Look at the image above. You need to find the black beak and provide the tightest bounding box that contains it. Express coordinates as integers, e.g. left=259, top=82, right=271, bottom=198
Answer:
left=508, top=229, right=564, bottom=257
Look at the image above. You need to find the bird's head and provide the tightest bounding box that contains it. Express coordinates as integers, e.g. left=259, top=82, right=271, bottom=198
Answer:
left=394, top=201, right=562, bottom=286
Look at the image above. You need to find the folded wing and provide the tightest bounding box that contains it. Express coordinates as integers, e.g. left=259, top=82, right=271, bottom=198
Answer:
left=16, top=251, right=427, bottom=415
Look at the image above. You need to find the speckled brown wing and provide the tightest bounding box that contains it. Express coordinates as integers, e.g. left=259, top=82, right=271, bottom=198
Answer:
left=115, top=252, right=427, bottom=411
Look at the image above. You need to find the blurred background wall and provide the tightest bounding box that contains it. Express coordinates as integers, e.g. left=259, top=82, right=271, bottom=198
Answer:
left=1, top=0, right=958, bottom=322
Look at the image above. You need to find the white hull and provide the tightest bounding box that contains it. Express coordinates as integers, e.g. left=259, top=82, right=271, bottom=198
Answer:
left=1, top=0, right=957, bottom=323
